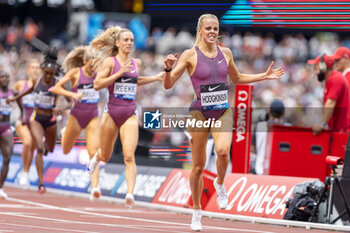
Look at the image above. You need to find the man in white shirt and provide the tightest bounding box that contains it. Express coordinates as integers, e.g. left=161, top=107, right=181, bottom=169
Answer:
left=253, top=99, right=288, bottom=175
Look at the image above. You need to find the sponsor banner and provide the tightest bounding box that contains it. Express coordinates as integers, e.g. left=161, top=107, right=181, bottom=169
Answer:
left=4, top=157, right=169, bottom=203
left=15, top=161, right=50, bottom=186
left=97, top=163, right=125, bottom=196
left=43, top=147, right=82, bottom=164
left=13, top=145, right=82, bottom=164
left=1, top=155, right=23, bottom=183
left=187, top=169, right=217, bottom=209
left=43, top=163, right=91, bottom=193
left=204, top=173, right=316, bottom=219
left=152, top=169, right=192, bottom=207
left=1, top=155, right=50, bottom=186
left=114, top=166, right=171, bottom=202
left=232, top=85, right=254, bottom=173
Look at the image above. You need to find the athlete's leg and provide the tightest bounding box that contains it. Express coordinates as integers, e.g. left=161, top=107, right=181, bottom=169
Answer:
left=99, top=113, right=119, bottom=162
left=0, top=134, right=13, bottom=189
left=188, top=111, right=210, bottom=210
left=61, top=115, right=82, bottom=154
left=211, top=109, right=233, bottom=184
left=211, top=109, right=233, bottom=209
left=30, top=120, right=46, bottom=186
left=119, top=115, right=138, bottom=195
left=16, top=123, right=34, bottom=173
left=44, top=124, right=57, bottom=153
left=85, top=117, right=100, bottom=190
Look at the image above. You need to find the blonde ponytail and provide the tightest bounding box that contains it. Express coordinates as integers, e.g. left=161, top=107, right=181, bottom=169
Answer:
left=62, top=46, right=86, bottom=72
left=90, top=26, right=122, bottom=58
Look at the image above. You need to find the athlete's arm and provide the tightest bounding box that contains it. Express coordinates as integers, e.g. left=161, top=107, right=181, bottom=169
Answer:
left=224, top=48, right=284, bottom=84
left=136, top=58, right=164, bottom=86
left=51, top=95, right=73, bottom=119
left=163, top=49, right=192, bottom=89
left=138, top=73, right=164, bottom=86
left=312, top=98, right=336, bottom=135
left=94, top=57, right=132, bottom=91
left=12, top=81, right=22, bottom=92
left=52, top=68, right=81, bottom=101
left=12, top=89, right=26, bottom=124
left=134, top=59, right=160, bottom=86
left=6, top=80, right=36, bottom=103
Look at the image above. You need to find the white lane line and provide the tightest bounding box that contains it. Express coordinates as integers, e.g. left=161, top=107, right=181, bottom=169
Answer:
left=78, top=207, right=175, bottom=214
left=0, top=204, right=44, bottom=209
left=126, top=225, right=188, bottom=229
left=0, top=213, right=185, bottom=233
left=0, top=204, right=26, bottom=208
left=6, top=197, right=275, bottom=233
left=0, top=222, right=100, bottom=233
left=0, top=205, right=46, bottom=210
left=1, top=212, right=35, bottom=215
left=6, top=184, right=350, bottom=232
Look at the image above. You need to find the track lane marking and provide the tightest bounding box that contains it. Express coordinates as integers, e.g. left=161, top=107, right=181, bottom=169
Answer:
left=6, top=197, right=275, bottom=233
left=0, top=222, right=100, bottom=233
left=0, top=213, right=185, bottom=233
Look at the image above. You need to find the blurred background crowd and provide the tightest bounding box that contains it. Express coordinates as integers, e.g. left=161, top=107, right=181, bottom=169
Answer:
left=2, top=18, right=349, bottom=128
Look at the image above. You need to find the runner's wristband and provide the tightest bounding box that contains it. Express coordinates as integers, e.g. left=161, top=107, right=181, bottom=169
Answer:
left=164, top=67, right=172, bottom=72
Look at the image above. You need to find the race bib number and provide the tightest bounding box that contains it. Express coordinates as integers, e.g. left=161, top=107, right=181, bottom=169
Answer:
left=34, top=92, right=55, bottom=109
left=22, top=93, right=34, bottom=108
left=200, top=83, right=229, bottom=111
left=77, top=83, right=99, bottom=104
left=0, top=97, right=13, bottom=115
left=113, top=77, right=137, bottom=100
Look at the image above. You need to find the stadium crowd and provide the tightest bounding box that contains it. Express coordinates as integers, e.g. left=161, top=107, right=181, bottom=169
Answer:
left=1, top=20, right=350, bottom=127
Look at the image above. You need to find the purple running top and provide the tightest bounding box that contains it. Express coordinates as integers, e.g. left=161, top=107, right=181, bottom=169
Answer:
left=72, top=68, right=99, bottom=110
left=189, top=46, right=229, bottom=119
left=33, top=77, right=57, bottom=110
left=0, top=89, right=14, bottom=116
left=22, top=81, right=35, bottom=108
left=107, top=57, right=138, bottom=107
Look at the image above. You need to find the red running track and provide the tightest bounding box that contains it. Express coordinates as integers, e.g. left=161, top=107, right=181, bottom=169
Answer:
left=0, top=186, right=334, bottom=233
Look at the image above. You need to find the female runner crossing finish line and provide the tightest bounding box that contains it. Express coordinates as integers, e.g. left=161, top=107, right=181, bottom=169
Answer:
left=163, top=14, right=284, bottom=231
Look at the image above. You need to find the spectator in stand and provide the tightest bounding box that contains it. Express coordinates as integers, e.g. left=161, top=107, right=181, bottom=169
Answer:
left=331, top=47, right=350, bottom=87
left=24, top=18, right=39, bottom=42
left=174, top=28, right=193, bottom=52
left=308, top=54, right=350, bottom=134
left=252, top=98, right=290, bottom=175
left=156, top=27, right=176, bottom=54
